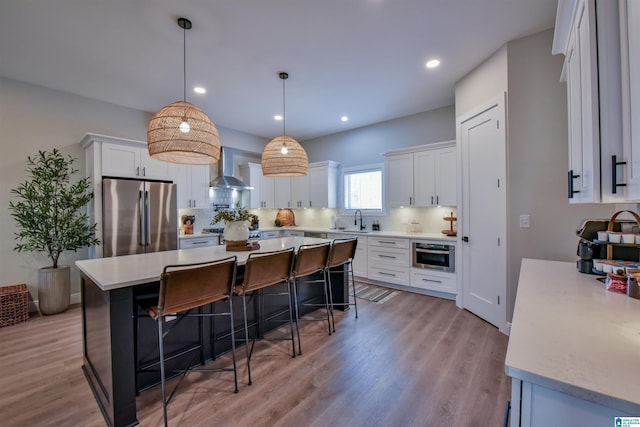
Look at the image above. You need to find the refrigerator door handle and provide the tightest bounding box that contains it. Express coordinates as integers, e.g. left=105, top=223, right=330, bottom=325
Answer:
left=145, top=190, right=151, bottom=245
left=139, top=190, right=145, bottom=246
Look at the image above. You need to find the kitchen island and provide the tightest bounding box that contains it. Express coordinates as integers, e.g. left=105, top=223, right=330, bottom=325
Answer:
left=506, top=259, right=640, bottom=426
left=76, top=236, right=346, bottom=427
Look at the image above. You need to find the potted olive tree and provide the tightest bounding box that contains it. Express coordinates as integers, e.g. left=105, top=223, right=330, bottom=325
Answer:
left=9, top=149, right=99, bottom=315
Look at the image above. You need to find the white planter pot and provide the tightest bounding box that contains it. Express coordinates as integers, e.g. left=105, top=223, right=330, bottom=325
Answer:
left=224, top=220, right=250, bottom=244
left=38, top=265, right=70, bottom=315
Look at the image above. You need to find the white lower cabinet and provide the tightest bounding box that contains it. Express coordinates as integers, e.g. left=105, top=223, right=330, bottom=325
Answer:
left=367, top=237, right=410, bottom=286
left=511, top=378, right=631, bottom=427
left=261, top=230, right=281, bottom=240
left=328, top=233, right=368, bottom=278
left=179, top=236, right=219, bottom=249
left=410, top=269, right=456, bottom=294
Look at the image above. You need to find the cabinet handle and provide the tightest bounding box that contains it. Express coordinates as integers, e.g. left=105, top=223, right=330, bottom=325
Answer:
left=436, top=195, right=439, bottom=205
left=136, top=166, right=140, bottom=176
left=309, top=201, right=312, bottom=208
left=142, top=167, right=146, bottom=177
left=612, top=155, right=627, bottom=194
left=409, top=196, right=412, bottom=205
left=422, top=278, right=442, bottom=283
left=462, top=236, right=469, bottom=242
left=378, top=254, right=396, bottom=259
left=567, top=170, right=580, bottom=198
left=379, top=271, right=396, bottom=277
left=192, top=241, right=208, bottom=245
left=378, top=240, right=396, bottom=245
left=193, top=199, right=196, bottom=208
left=431, top=196, right=434, bottom=205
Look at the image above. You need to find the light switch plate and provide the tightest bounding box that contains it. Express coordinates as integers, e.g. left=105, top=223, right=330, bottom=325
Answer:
left=519, top=214, right=530, bottom=228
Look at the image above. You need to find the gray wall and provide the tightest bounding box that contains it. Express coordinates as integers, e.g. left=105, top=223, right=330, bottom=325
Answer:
left=0, top=76, right=266, bottom=304
left=455, top=30, right=616, bottom=323
left=301, top=105, right=455, bottom=165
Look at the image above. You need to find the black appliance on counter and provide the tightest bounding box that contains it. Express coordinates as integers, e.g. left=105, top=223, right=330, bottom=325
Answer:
left=576, top=219, right=638, bottom=273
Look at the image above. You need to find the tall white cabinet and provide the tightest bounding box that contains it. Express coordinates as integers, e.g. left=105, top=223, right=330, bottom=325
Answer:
left=554, top=0, right=631, bottom=203
left=385, top=141, right=457, bottom=208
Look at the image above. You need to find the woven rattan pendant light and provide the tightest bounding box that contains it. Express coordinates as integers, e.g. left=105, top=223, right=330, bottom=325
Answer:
left=147, top=17, right=220, bottom=165
left=261, top=72, right=308, bottom=177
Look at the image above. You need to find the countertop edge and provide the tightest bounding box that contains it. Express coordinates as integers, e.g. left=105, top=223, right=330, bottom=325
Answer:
left=506, top=258, right=640, bottom=414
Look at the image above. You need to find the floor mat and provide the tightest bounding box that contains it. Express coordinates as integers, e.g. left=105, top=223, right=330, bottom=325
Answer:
left=354, top=283, right=399, bottom=304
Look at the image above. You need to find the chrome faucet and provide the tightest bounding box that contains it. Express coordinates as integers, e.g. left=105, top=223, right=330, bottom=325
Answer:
left=354, top=209, right=365, bottom=230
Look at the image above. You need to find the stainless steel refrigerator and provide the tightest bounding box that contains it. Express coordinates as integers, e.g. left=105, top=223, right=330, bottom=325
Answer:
left=102, top=178, right=178, bottom=257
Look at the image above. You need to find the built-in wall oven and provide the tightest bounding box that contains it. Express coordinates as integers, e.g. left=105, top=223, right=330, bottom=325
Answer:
left=412, top=241, right=455, bottom=272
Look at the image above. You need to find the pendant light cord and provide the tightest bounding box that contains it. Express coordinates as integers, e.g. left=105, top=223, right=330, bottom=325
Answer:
left=183, top=23, right=187, bottom=102
left=282, top=75, right=286, bottom=136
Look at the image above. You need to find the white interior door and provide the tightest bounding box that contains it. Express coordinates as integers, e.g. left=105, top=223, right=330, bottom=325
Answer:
left=459, top=94, right=507, bottom=329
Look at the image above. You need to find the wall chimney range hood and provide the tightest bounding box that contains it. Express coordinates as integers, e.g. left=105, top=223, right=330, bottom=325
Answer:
left=209, top=146, right=254, bottom=190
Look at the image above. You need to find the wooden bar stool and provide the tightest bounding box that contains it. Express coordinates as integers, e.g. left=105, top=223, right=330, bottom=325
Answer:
left=327, top=238, right=359, bottom=328
left=146, top=256, right=238, bottom=427
left=235, top=248, right=296, bottom=386
left=290, top=241, right=332, bottom=355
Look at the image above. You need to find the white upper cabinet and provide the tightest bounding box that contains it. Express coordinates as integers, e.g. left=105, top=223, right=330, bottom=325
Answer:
left=554, top=0, right=627, bottom=203
left=308, top=161, right=339, bottom=208
left=620, top=0, right=640, bottom=199
left=386, top=153, right=414, bottom=208
left=102, top=141, right=173, bottom=181
left=243, top=161, right=339, bottom=209
left=273, top=177, right=292, bottom=208
left=239, top=163, right=275, bottom=208
left=290, top=174, right=310, bottom=208
left=175, top=164, right=210, bottom=209
left=386, top=142, right=457, bottom=208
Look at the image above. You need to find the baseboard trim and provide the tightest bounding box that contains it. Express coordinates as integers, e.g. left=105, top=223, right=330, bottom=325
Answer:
left=30, top=292, right=81, bottom=313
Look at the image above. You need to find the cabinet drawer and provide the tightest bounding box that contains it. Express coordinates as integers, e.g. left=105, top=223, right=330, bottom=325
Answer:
left=179, top=236, right=219, bottom=249
left=368, top=247, right=410, bottom=268
left=261, top=230, right=281, bottom=239
left=367, top=237, right=410, bottom=249
left=367, top=265, right=410, bottom=286
left=410, top=269, right=456, bottom=293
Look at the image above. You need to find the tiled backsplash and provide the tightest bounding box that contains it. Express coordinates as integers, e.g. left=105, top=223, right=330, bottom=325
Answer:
left=179, top=205, right=457, bottom=234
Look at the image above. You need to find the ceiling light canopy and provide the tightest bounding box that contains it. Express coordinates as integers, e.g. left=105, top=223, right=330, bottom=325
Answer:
left=147, top=17, right=220, bottom=165
left=262, top=72, right=308, bottom=177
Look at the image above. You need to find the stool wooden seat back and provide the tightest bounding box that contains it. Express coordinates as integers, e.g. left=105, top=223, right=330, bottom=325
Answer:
left=327, top=238, right=359, bottom=321
left=149, top=256, right=238, bottom=427
left=236, top=248, right=295, bottom=386
left=290, top=242, right=332, bottom=354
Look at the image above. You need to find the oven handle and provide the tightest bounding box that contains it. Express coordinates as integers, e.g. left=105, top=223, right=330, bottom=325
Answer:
left=415, top=248, right=450, bottom=255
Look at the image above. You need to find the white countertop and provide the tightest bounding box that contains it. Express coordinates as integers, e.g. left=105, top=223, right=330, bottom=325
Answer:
left=258, top=226, right=457, bottom=242
left=76, top=236, right=329, bottom=291
left=505, top=258, right=640, bottom=414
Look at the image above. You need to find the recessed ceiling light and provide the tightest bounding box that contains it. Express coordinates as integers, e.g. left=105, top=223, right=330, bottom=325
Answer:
left=274, top=115, right=283, bottom=121
left=193, top=86, right=206, bottom=94
left=341, top=116, right=349, bottom=122
left=426, top=59, right=440, bottom=69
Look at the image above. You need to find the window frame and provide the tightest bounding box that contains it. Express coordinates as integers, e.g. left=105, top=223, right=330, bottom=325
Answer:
left=340, top=163, right=385, bottom=216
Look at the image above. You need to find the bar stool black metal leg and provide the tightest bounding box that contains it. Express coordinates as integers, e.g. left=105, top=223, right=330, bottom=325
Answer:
left=228, top=297, right=239, bottom=393
left=241, top=293, right=252, bottom=386
left=291, top=279, right=302, bottom=355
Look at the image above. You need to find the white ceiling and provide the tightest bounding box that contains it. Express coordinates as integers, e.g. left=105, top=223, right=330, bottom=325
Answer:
left=0, top=0, right=557, bottom=141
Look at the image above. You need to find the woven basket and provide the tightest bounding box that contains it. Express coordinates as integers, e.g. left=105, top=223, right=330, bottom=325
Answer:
left=0, top=284, right=29, bottom=327
left=606, top=210, right=640, bottom=259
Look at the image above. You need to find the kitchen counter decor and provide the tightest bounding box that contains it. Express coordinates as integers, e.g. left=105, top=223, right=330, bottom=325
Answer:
left=212, top=203, right=252, bottom=248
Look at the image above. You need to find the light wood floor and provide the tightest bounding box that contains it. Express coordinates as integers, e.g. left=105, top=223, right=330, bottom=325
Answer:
left=0, top=289, right=510, bottom=427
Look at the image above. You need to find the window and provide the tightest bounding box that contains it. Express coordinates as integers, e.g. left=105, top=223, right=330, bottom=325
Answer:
left=343, top=165, right=383, bottom=212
